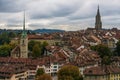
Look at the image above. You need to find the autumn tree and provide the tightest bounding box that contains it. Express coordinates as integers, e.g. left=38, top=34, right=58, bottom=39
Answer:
left=9, top=41, right=18, bottom=49
left=58, top=65, right=83, bottom=80
left=36, top=74, right=52, bottom=80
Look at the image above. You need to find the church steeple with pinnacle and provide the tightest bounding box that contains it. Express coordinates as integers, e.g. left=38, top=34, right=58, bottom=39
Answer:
left=95, top=5, right=102, bottom=30
left=20, top=11, right=28, bottom=58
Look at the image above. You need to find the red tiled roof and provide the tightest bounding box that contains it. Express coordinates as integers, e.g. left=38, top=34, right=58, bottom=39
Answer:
left=84, top=65, right=120, bottom=76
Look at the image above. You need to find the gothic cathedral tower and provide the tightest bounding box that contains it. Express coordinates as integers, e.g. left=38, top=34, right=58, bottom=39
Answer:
left=95, top=5, right=102, bottom=30
left=20, top=11, right=28, bottom=58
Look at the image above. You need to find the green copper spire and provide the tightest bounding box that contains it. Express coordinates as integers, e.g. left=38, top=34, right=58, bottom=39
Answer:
left=23, top=11, right=25, bottom=32
left=22, top=11, right=27, bottom=38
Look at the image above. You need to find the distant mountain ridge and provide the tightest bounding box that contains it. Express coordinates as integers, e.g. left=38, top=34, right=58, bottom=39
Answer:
left=0, top=29, right=65, bottom=34
left=33, top=29, right=65, bottom=33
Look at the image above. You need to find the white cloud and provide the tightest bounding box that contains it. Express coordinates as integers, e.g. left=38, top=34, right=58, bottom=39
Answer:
left=0, top=0, right=120, bottom=30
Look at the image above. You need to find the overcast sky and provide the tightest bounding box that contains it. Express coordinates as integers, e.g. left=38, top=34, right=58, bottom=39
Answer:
left=0, top=0, right=120, bottom=31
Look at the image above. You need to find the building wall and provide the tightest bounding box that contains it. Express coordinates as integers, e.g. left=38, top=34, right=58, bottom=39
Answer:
left=84, top=75, right=108, bottom=80
left=20, top=37, right=28, bottom=58
left=10, top=71, right=27, bottom=80
left=38, top=63, right=64, bottom=75
left=109, top=73, right=120, bottom=80
left=80, top=64, right=98, bottom=75
left=84, top=74, right=120, bottom=80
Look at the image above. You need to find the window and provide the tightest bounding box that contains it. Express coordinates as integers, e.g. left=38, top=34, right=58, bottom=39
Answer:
left=53, top=69, right=57, bottom=71
left=54, top=66, right=57, bottom=68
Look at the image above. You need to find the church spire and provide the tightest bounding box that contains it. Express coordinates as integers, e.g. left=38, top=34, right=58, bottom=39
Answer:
left=23, top=11, right=25, bottom=32
left=22, top=11, right=27, bottom=38
left=95, top=5, right=102, bottom=30
left=97, top=5, right=100, bottom=15
left=20, top=11, right=28, bottom=58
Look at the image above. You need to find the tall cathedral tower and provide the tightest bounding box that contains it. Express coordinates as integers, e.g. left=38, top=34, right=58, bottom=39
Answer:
left=20, top=11, right=28, bottom=58
left=95, top=5, right=102, bottom=30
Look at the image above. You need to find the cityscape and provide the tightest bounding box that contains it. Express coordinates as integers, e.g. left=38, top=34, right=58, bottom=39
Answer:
left=0, top=0, right=120, bottom=80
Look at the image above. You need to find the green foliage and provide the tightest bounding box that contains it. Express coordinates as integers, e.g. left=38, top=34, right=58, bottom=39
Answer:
left=32, top=44, right=41, bottom=58
left=41, top=41, right=48, bottom=55
left=0, top=44, right=12, bottom=57
left=90, top=44, right=112, bottom=58
left=115, top=40, right=120, bottom=56
left=36, top=73, right=52, bottom=80
left=58, top=65, right=83, bottom=80
left=42, top=41, right=49, bottom=47
left=8, top=32, right=16, bottom=38
left=0, top=32, right=10, bottom=45
left=29, top=40, right=49, bottom=58
left=36, top=68, right=45, bottom=77
left=9, top=41, right=18, bottom=49
left=102, top=56, right=111, bottom=65
left=28, top=40, right=36, bottom=51
left=55, top=42, right=59, bottom=46
left=90, top=44, right=112, bottom=65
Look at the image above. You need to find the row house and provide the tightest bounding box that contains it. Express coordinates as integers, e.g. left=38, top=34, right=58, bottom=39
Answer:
left=0, top=57, right=39, bottom=80
left=37, top=46, right=72, bottom=75
left=84, top=65, right=120, bottom=80
left=0, top=64, right=27, bottom=80
left=73, top=49, right=101, bottom=75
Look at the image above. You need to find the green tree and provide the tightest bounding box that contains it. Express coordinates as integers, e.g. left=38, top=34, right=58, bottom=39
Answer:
left=102, top=56, right=111, bottom=65
left=36, top=74, right=52, bottom=80
left=29, top=40, right=49, bottom=57
left=0, top=32, right=10, bottom=45
left=90, top=44, right=112, bottom=65
left=36, top=68, right=45, bottom=77
left=58, top=65, right=83, bottom=80
left=41, top=41, right=48, bottom=55
left=28, top=40, right=41, bottom=51
left=115, top=40, right=120, bottom=56
left=28, top=40, right=36, bottom=51
left=8, top=32, right=16, bottom=38
left=55, top=42, right=59, bottom=46
left=32, top=44, right=41, bottom=58
left=0, top=44, right=11, bottom=57
left=90, top=44, right=112, bottom=58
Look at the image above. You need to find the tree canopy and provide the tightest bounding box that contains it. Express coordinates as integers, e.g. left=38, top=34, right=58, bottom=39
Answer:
left=0, top=44, right=11, bottom=57
left=32, top=44, right=41, bottom=58
left=29, top=40, right=49, bottom=58
left=36, top=74, right=52, bottom=80
left=36, top=68, right=45, bottom=77
left=0, top=32, right=10, bottom=45
left=115, top=40, right=120, bottom=56
left=90, top=44, right=112, bottom=65
left=90, top=44, right=112, bottom=58
left=58, top=65, right=83, bottom=80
